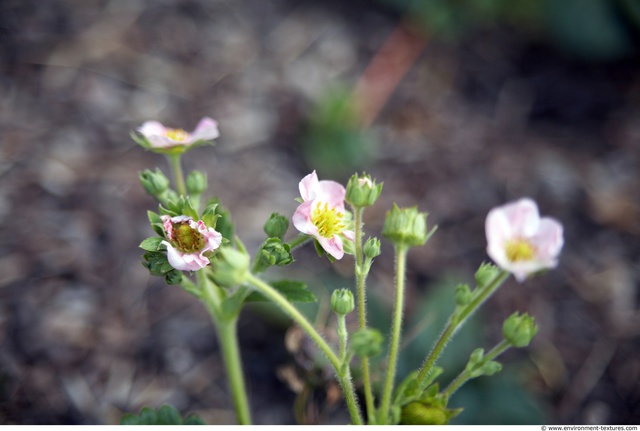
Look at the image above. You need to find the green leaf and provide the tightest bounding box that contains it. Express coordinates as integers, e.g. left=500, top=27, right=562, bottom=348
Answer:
left=120, top=405, right=205, bottom=425
left=139, top=237, right=164, bottom=252
left=246, top=280, right=317, bottom=303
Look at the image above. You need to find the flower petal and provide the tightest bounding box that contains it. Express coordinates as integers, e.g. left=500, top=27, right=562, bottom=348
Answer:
left=318, top=234, right=344, bottom=260
left=190, top=117, right=220, bottom=142
left=299, top=171, right=319, bottom=202
left=315, top=180, right=346, bottom=210
left=502, top=198, right=540, bottom=237
left=138, top=121, right=166, bottom=138
left=292, top=200, right=317, bottom=236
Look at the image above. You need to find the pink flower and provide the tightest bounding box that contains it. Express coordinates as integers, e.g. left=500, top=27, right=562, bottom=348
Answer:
left=485, top=198, right=564, bottom=282
left=138, top=117, right=219, bottom=149
left=161, top=215, right=222, bottom=271
left=292, top=171, right=355, bottom=260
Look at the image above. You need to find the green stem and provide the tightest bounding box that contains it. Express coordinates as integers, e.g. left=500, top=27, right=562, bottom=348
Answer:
left=198, top=270, right=252, bottom=425
left=286, top=233, right=311, bottom=250
left=379, top=245, right=408, bottom=425
left=245, top=273, right=363, bottom=425
left=215, top=318, right=252, bottom=425
left=168, top=154, right=187, bottom=196
left=352, top=206, right=376, bottom=424
left=416, top=270, right=511, bottom=386
left=337, top=314, right=348, bottom=361
left=443, top=339, right=511, bottom=398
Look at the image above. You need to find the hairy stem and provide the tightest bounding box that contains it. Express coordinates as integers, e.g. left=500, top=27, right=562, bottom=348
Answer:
left=245, top=273, right=363, bottom=424
left=379, top=245, right=408, bottom=424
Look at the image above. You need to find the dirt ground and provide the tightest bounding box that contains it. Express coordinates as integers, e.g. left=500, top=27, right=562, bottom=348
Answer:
left=0, top=0, right=639, bottom=425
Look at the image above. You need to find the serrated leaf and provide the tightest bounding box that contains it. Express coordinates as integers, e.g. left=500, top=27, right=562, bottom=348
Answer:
left=246, top=280, right=317, bottom=303
left=139, top=237, right=164, bottom=251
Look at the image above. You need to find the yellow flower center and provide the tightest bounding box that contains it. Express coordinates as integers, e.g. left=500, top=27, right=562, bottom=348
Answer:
left=311, top=202, right=345, bottom=238
left=174, top=222, right=205, bottom=252
left=165, top=128, right=190, bottom=142
left=505, top=239, right=535, bottom=262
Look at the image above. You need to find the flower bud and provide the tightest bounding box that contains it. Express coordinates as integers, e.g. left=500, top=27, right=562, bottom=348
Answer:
left=363, top=237, right=381, bottom=259
left=480, top=361, right=502, bottom=376
left=502, top=312, right=538, bottom=347
left=350, top=328, right=384, bottom=358
left=345, top=173, right=383, bottom=208
left=400, top=403, right=449, bottom=425
left=186, top=170, right=207, bottom=195
left=475, top=262, right=500, bottom=287
left=139, top=168, right=170, bottom=197
left=454, top=283, right=473, bottom=306
left=210, top=246, right=250, bottom=287
left=164, top=269, right=183, bottom=285
left=382, top=204, right=437, bottom=248
left=253, top=238, right=293, bottom=273
left=331, top=288, right=355, bottom=316
left=263, top=213, right=289, bottom=240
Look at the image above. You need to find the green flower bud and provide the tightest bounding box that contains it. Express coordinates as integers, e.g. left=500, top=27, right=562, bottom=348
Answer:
left=400, top=403, right=449, bottom=425
left=331, top=288, right=355, bottom=315
left=466, top=348, right=485, bottom=370
left=502, top=312, right=538, bottom=347
left=139, top=168, right=170, bottom=197
left=382, top=204, right=436, bottom=248
left=253, top=238, right=293, bottom=273
left=363, top=237, right=381, bottom=259
left=475, top=262, right=500, bottom=287
left=186, top=170, right=207, bottom=195
left=263, top=213, right=289, bottom=240
left=345, top=173, right=383, bottom=208
left=350, top=328, right=384, bottom=358
left=210, top=246, right=250, bottom=288
left=480, top=361, right=502, bottom=376
left=454, top=283, right=473, bottom=306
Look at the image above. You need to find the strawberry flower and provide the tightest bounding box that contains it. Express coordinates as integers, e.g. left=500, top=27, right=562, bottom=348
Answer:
left=292, top=171, right=355, bottom=260
left=136, top=117, right=219, bottom=153
left=161, top=215, right=222, bottom=271
left=485, top=198, right=564, bottom=282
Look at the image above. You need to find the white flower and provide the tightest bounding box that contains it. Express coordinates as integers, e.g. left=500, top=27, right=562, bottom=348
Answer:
left=485, top=198, right=564, bottom=282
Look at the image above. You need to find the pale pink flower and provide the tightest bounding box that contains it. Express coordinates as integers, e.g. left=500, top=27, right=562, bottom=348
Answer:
left=485, top=198, right=564, bottom=282
left=292, top=171, right=355, bottom=260
left=138, top=117, right=219, bottom=148
left=161, top=215, right=222, bottom=272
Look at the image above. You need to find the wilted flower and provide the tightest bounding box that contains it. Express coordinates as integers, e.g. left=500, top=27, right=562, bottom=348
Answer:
left=485, top=198, right=564, bottom=282
left=137, top=117, right=219, bottom=150
left=292, top=171, right=354, bottom=260
left=161, top=215, right=222, bottom=271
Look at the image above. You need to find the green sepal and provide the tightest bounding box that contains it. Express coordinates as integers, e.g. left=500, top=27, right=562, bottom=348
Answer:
left=139, top=237, right=164, bottom=252
left=148, top=210, right=165, bottom=237
left=120, top=404, right=205, bottom=425
left=142, top=251, right=174, bottom=276
left=205, top=198, right=234, bottom=242
left=201, top=202, right=220, bottom=229
left=165, top=270, right=183, bottom=285
left=245, top=280, right=317, bottom=303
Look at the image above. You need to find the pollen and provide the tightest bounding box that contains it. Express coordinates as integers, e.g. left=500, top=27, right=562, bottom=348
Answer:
left=505, top=239, right=535, bottom=262
left=165, top=128, right=190, bottom=142
left=174, top=222, right=205, bottom=252
left=311, top=202, right=345, bottom=238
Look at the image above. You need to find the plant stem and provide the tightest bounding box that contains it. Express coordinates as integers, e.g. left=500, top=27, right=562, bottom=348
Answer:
left=379, top=244, right=408, bottom=425
left=215, top=318, right=252, bottom=425
left=198, top=270, right=252, bottom=425
left=286, top=233, right=311, bottom=250
left=352, top=206, right=376, bottom=423
left=443, top=339, right=511, bottom=398
left=337, top=314, right=348, bottom=361
left=168, top=154, right=187, bottom=196
left=245, top=273, right=363, bottom=425
left=416, top=270, right=511, bottom=386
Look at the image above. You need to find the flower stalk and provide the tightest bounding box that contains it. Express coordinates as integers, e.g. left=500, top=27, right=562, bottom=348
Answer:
left=378, top=244, right=408, bottom=424
left=416, top=269, right=511, bottom=386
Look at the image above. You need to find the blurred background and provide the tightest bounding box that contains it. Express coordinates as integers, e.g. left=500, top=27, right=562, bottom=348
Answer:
left=1, top=0, right=640, bottom=425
